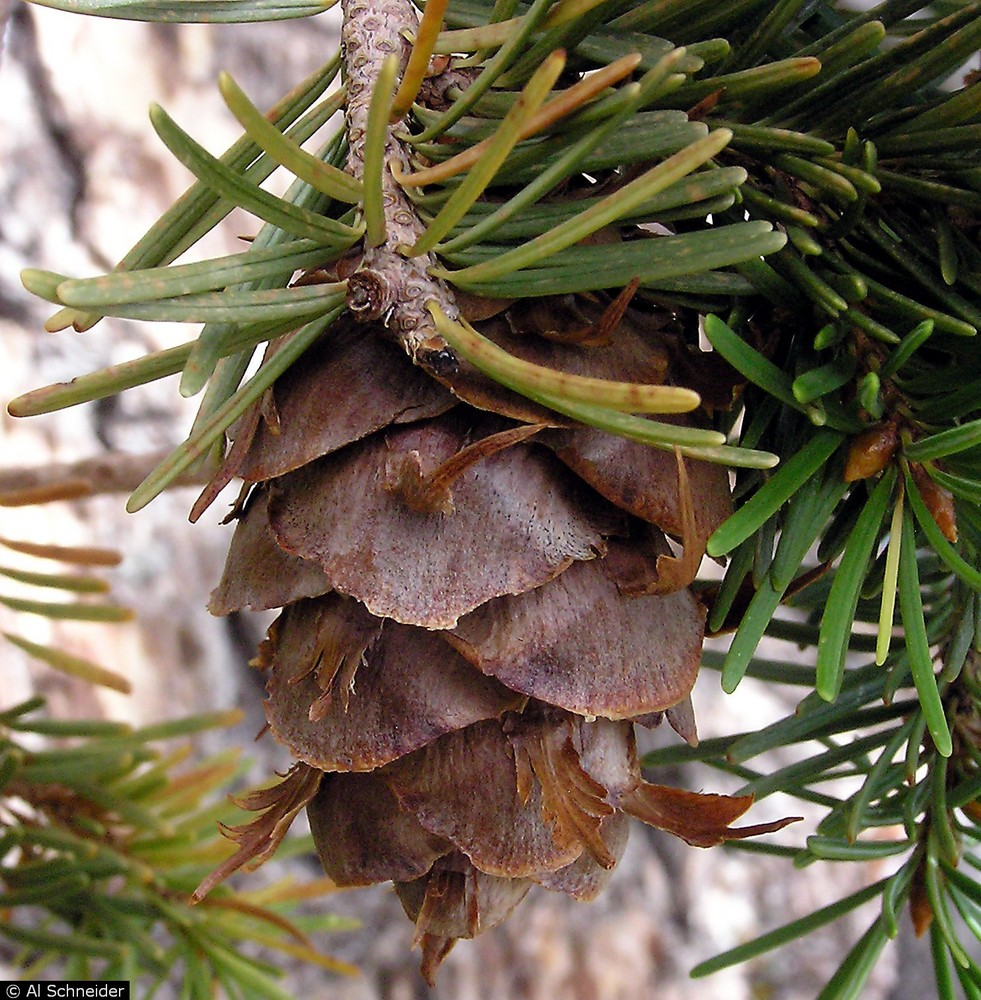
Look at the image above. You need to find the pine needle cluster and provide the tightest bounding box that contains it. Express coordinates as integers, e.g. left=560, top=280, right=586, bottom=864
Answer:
left=0, top=535, right=353, bottom=995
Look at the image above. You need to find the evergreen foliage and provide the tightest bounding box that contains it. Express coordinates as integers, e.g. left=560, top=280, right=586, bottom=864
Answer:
left=7, top=0, right=981, bottom=995
left=0, top=536, right=354, bottom=994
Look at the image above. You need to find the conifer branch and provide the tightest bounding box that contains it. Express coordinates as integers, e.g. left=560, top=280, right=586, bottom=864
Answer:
left=0, top=450, right=214, bottom=504
left=8, top=0, right=981, bottom=992
left=340, top=0, right=461, bottom=373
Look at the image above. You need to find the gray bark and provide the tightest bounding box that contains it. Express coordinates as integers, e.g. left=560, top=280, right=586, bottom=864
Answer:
left=340, top=0, right=460, bottom=368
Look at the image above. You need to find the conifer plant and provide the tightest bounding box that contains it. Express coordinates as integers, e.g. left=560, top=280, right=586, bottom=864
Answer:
left=11, top=0, right=981, bottom=994
left=0, top=526, right=353, bottom=994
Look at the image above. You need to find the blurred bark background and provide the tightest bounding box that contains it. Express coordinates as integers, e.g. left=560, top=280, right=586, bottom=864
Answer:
left=0, top=6, right=930, bottom=996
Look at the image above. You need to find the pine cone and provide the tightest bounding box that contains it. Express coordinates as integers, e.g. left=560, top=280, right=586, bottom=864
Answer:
left=206, top=295, right=793, bottom=981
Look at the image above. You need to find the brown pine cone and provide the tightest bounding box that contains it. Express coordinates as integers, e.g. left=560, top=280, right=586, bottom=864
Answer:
left=204, top=296, right=794, bottom=982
